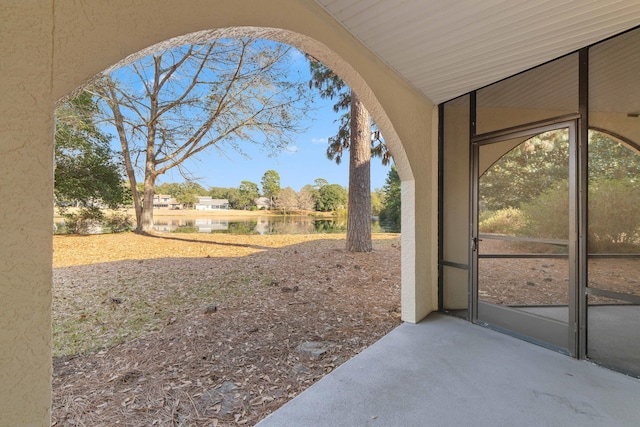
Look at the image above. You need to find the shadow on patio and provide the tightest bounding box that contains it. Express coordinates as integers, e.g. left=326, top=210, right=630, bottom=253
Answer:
left=258, top=313, right=640, bottom=426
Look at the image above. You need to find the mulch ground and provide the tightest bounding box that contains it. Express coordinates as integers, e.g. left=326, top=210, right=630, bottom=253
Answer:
left=51, top=232, right=402, bottom=426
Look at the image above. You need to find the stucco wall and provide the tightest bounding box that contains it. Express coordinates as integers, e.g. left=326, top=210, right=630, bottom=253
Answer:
left=0, top=3, right=54, bottom=426
left=0, top=1, right=437, bottom=425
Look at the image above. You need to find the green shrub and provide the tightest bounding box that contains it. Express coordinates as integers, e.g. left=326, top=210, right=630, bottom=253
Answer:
left=104, top=212, right=133, bottom=233
left=515, top=178, right=640, bottom=252
left=521, top=180, right=569, bottom=240
left=479, top=207, right=527, bottom=236
left=62, top=207, right=104, bottom=234
left=588, top=179, right=640, bottom=252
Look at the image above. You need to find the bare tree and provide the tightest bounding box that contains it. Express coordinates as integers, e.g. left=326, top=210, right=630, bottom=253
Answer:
left=95, top=38, right=310, bottom=232
left=297, top=186, right=316, bottom=211
left=276, top=187, right=298, bottom=213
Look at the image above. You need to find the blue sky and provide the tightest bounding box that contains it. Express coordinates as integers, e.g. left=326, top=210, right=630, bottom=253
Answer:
left=105, top=42, right=392, bottom=193
left=158, top=95, right=392, bottom=192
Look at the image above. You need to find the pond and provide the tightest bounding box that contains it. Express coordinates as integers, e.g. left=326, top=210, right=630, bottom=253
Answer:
left=153, top=215, right=397, bottom=234
left=54, top=214, right=400, bottom=235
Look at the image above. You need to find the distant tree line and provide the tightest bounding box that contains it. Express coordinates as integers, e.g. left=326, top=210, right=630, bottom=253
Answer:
left=157, top=173, right=350, bottom=213
left=156, top=166, right=401, bottom=229
left=154, top=167, right=394, bottom=219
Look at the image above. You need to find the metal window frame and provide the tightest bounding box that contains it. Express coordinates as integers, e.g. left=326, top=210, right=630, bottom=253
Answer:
left=437, top=103, right=444, bottom=311
left=438, top=95, right=472, bottom=317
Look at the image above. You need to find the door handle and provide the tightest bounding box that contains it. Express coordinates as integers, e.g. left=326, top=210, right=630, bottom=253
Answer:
left=472, top=237, right=482, bottom=252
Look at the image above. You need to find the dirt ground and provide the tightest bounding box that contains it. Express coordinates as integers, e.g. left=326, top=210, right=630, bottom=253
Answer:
left=51, top=232, right=402, bottom=426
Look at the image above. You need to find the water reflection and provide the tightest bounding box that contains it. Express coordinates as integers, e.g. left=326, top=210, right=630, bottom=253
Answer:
left=152, top=215, right=390, bottom=234
left=54, top=215, right=396, bottom=235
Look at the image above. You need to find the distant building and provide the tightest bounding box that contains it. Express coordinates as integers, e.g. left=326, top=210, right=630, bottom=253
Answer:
left=195, top=196, right=229, bottom=210
left=153, top=194, right=180, bottom=209
left=254, top=196, right=270, bottom=210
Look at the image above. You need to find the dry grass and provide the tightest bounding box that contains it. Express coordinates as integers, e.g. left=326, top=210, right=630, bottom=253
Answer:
left=52, top=232, right=401, bottom=426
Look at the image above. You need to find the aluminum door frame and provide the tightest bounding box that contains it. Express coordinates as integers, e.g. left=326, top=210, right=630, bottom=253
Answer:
left=471, top=118, right=579, bottom=355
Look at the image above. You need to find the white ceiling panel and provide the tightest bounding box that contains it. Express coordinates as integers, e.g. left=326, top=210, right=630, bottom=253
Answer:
left=314, top=0, right=640, bottom=103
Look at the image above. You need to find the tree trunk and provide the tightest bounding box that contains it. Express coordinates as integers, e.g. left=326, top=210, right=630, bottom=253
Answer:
left=137, top=149, right=158, bottom=234
left=137, top=176, right=155, bottom=232
left=346, top=91, right=372, bottom=252
left=133, top=196, right=143, bottom=233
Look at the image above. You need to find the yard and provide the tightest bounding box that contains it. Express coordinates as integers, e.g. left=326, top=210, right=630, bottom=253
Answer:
left=51, top=232, right=402, bottom=426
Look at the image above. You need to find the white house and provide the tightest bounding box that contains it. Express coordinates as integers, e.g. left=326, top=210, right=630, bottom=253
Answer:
left=152, top=194, right=180, bottom=209
left=254, top=196, right=270, bottom=210
left=195, top=196, right=229, bottom=210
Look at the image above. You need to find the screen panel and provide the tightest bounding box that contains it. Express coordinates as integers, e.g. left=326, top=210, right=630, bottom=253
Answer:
left=477, top=53, right=579, bottom=134
left=442, top=95, right=471, bottom=310
left=587, top=27, right=640, bottom=377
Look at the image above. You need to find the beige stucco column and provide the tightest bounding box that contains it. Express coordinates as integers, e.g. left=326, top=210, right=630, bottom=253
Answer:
left=1, top=1, right=438, bottom=424
left=0, top=4, right=55, bottom=426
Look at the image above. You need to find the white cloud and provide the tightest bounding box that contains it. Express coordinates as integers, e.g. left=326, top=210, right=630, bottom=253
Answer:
left=311, top=137, right=327, bottom=144
left=284, top=145, right=299, bottom=154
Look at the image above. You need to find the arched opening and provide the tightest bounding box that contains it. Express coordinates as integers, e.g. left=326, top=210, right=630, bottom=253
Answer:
left=63, top=26, right=413, bottom=187
left=50, top=29, right=409, bottom=425
left=56, top=24, right=421, bottom=320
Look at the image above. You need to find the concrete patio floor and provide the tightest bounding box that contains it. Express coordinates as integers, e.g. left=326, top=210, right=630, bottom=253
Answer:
left=257, top=313, right=640, bottom=427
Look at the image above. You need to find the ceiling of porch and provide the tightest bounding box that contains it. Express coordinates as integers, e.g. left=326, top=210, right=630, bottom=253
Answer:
left=313, top=0, right=640, bottom=104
